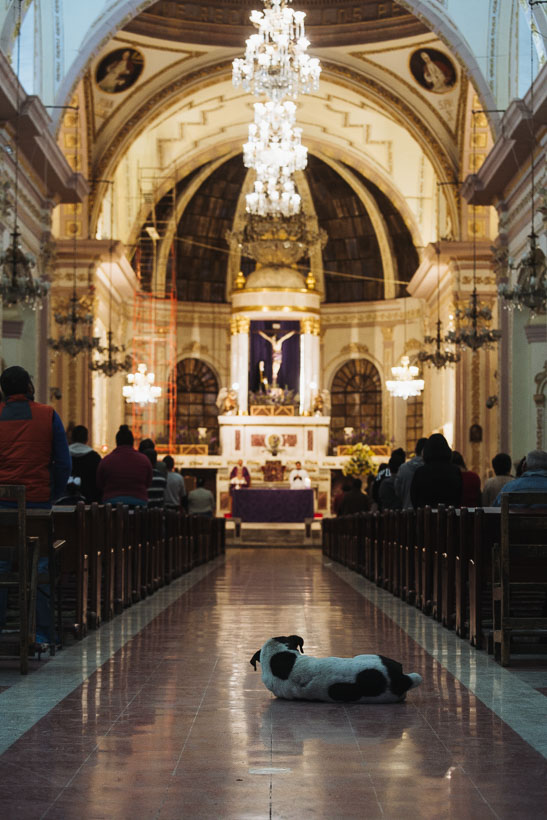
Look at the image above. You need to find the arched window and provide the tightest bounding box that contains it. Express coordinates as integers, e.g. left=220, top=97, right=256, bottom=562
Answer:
left=330, top=359, right=382, bottom=445
left=175, top=358, right=219, bottom=449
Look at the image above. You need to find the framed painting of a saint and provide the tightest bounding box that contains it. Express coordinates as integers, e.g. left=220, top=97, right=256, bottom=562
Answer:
left=96, top=48, right=144, bottom=94
left=410, top=48, right=457, bottom=94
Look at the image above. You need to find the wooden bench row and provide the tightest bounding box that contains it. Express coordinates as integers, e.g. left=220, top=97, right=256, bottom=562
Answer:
left=0, top=498, right=225, bottom=671
left=322, top=502, right=547, bottom=664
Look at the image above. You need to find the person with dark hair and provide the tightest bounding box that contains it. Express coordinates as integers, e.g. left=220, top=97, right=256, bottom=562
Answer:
left=451, top=450, right=481, bottom=507
left=143, top=448, right=167, bottom=507
left=69, top=424, right=101, bottom=503
left=334, top=478, right=352, bottom=516
left=163, top=455, right=187, bottom=510
left=187, top=477, right=215, bottom=516
left=378, top=456, right=403, bottom=511
left=0, top=365, right=72, bottom=644
left=139, top=437, right=167, bottom=476
left=481, top=452, right=513, bottom=506
left=410, top=433, right=462, bottom=509
left=54, top=476, right=86, bottom=506
left=338, top=477, right=371, bottom=516
left=394, top=437, right=428, bottom=509
left=0, top=365, right=71, bottom=506
left=96, top=425, right=152, bottom=506
left=372, top=447, right=406, bottom=506
left=493, top=449, right=547, bottom=505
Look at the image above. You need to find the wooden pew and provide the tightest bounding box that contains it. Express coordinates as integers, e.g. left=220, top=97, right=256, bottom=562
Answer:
left=402, top=509, right=416, bottom=604
left=413, top=507, right=424, bottom=610
left=469, top=508, right=500, bottom=649
left=52, top=502, right=88, bottom=639
left=441, top=506, right=458, bottom=629
left=87, top=503, right=103, bottom=629
left=455, top=506, right=473, bottom=638
left=431, top=504, right=447, bottom=621
left=492, top=493, right=547, bottom=665
left=0, top=485, right=40, bottom=673
left=100, top=503, right=115, bottom=622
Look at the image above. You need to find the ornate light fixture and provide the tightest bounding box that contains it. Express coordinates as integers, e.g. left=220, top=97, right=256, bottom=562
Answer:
left=90, top=330, right=132, bottom=377
left=498, top=5, right=547, bottom=316
left=0, top=1, right=49, bottom=310
left=122, top=362, right=161, bottom=407
left=386, top=356, right=425, bottom=400
left=498, top=232, right=546, bottom=314
left=232, top=0, right=320, bottom=102
left=418, top=242, right=460, bottom=369
left=0, top=230, right=49, bottom=309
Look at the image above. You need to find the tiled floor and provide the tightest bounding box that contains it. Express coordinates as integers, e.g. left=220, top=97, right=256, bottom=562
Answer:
left=0, top=548, right=546, bottom=819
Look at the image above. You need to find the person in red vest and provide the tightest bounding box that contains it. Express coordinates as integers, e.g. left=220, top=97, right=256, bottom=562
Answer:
left=0, top=365, right=72, bottom=645
left=0, top=366, right=71, bottom=506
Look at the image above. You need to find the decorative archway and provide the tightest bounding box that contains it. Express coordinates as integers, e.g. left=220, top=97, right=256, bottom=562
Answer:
left=330, top=359, right=383, bottom=447
left=175, top=358, right=219, bottom=451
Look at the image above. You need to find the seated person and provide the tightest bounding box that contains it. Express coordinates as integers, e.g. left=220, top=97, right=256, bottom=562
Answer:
left=481, top=452, right=513, bottom=506
left=187, top=477, right=215, bottom=516
left=338, top=477, right=371, bottom=516
left=96, top=425, right=152, bottom=507
left=493, top=449, right=547, bottom=504
left=55, top=475, right=86, bottom=506
left=230, top=459, right=251, bottom=493
left=289, top=461, right=310, bottom=489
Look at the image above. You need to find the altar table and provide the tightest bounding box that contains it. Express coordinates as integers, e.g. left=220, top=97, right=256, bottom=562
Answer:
left=232, top=489, right=314, bottom=523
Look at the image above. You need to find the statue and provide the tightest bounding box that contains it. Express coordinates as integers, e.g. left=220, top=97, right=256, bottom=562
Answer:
left=216, top=387, right=238, bottom=415
left=258, top=330, right=296, bottom=387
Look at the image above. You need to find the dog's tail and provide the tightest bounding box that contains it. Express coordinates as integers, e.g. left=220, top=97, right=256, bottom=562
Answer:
left=407, top=673, right=422, bottom=689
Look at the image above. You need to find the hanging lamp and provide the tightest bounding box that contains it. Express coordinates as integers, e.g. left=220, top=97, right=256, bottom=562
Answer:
left=387, top=295, right=424, bottom=399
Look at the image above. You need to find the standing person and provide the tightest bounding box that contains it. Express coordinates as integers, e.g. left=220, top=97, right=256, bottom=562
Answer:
left=0, top=365, right=72, bottom=644
left=163, top=455, right=187, bottom=510
left=0, top=366, right=71, bottom=506
left=378, top=456, right=403, bottom=511
left=410, top=434, right=462, bottom=509
left=229, top=459, right=251, bottom=493
left=289, top=461, right=309, bottom=489
left=451, top=451, right=481, bottom=507
left=142, top=448, right=167, bottom=508
left=481, top=453, right=513, bottom=506
left=338, top=477, right=371, bottom=515
left=187, top=477, right=215, bottom=517
left=493, top=450, right=547, bottom=504
left=394, top=437, right=428, bottom=509
left=96, top=425, right=152, bottom=506
left=69, top=424, right=101, bottom=503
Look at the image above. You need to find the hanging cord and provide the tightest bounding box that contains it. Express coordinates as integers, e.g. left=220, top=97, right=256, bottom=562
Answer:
left=11, top=0, right=23, bottom=248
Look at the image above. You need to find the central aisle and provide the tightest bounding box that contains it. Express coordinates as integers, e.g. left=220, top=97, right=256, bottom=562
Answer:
left=0, top=548, right=545, bottom=819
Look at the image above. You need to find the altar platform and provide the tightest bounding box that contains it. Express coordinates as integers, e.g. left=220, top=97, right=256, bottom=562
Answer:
left=232, top=487, right=314, bottom=522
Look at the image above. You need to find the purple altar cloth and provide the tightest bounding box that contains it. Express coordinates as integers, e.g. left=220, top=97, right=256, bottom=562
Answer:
left=232, top=489, right=314, bottom=523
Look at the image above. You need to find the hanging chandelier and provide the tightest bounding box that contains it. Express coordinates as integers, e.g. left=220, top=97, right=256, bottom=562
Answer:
left=498, top=231, right=547, bottom=315
left=243, top=101, right=307, bottom=176
left=0, top=229, right=50, bottom=309
left=90, top=330, right=133, bottom=377
left=48, top=292, right=100, bottom=356
left=418, top=319, right=460, bottom=369
left=122, top=362, right=161, bottom=407
left=232, top=0, right=320, bottom=102
left=446, top=289, right=502, bottom=351
left=386, top=356, right=425, bottom=400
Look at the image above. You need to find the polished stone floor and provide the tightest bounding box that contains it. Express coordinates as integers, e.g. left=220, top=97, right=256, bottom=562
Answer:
left=0, top=548, right=546, bottom=819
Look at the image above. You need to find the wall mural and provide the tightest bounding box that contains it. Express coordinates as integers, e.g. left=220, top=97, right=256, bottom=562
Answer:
left=95, top=48, right=144, bottom=94
left=409, top=48, right=456, bottom=94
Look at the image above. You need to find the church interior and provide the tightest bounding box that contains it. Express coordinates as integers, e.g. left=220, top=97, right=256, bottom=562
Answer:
left=0, top=1, right=546, bottom=817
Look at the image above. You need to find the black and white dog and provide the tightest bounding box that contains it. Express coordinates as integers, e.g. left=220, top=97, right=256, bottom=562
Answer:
left=250, top=636, right=422, bottom=704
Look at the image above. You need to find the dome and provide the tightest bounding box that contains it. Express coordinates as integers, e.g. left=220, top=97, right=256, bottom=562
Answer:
left=244, top=266, right=307, bottom=290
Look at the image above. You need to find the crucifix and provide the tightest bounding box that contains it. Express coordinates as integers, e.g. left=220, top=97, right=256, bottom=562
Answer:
left=258, top=329, right=296, bottom=387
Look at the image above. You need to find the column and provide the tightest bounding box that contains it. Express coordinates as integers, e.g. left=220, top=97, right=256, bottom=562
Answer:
left=230, top=315, right=249, bottom=414
left=299, top=317, right=320, bottom=415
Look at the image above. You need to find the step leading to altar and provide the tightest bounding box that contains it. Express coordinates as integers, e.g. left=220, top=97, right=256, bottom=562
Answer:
left=225, top=521, right=322, bottom=547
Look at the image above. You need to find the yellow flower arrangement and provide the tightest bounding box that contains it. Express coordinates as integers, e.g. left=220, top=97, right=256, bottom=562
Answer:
left=342, top=442, right=375, bottom=477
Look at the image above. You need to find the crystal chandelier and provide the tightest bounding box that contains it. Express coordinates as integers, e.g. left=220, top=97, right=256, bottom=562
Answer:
left=90, top=330, right=133, bottom=377
left=243, top=101, right=307, bottom=175
left=48, top=292, right=100, bottom=356
left=386, top=356, right=425, bottom=400
left=232, top=0, right=320, bottom=102
left=122, top=363, right=162, bottom=407
left=498, top=231, right=547, bottom=315
left=0, top=229, right=50, bottom=309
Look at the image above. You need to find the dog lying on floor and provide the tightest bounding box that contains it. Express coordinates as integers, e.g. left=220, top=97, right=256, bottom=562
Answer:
left=250, top=636, right=422, bottom=703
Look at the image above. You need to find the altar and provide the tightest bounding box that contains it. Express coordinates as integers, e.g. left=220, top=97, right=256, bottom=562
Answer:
left=232, top=488, right=314, bottom=523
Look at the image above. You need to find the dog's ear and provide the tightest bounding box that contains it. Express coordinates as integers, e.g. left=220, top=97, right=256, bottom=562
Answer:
left=250, top=650, right=261, bottom=670
left=290, top=635, right=304, bottom=654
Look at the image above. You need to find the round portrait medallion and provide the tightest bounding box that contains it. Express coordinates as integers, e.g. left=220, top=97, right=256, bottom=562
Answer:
left=95, top=48, right=144, bottom=94
left=409, top=48, right=457, bottom=94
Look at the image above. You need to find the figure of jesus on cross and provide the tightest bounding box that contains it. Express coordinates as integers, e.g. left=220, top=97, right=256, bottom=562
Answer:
left=258, top=329, right=296, bottom=387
